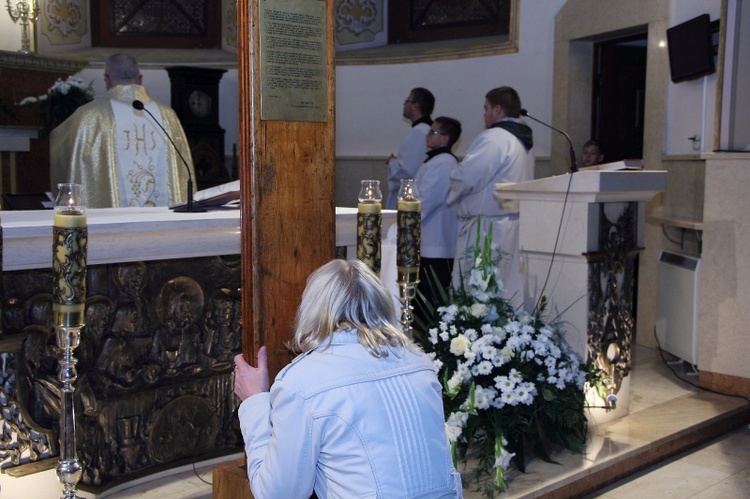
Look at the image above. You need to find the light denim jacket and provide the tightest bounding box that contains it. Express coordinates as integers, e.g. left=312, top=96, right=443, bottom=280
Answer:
left=239, top=330, right=463, bottom=498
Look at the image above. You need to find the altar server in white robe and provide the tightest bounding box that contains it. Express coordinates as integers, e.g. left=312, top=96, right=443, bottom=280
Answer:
left=448, top=86, right=534, bottom=308
left=385, top=87, right=435, bottom=209
left=50, top=53, right=195, bottom=208
left=414, top=116, right=461, bottom=311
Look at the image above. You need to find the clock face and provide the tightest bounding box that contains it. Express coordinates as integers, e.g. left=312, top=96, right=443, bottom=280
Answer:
left=188, top=90, right=212, bottom=118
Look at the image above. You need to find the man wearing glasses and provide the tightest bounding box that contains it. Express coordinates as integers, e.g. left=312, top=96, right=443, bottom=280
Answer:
left=414, top=117, right=462, bottom=316
left=385, top=87, right=435, bottom=209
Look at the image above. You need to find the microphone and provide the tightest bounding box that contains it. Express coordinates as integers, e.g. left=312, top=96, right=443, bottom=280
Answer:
left=520, top=108, right=578, bottom=173
left=132, top=99, right=206, bottom=212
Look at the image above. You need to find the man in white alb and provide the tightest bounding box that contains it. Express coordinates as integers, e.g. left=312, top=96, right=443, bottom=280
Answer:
left=385, top=87, right=434, bottom=209
left=448, top=86, right=535, bottom=308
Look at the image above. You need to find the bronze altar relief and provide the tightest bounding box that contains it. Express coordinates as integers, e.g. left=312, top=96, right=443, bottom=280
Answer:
left=0, top=255, right=242, bottom=491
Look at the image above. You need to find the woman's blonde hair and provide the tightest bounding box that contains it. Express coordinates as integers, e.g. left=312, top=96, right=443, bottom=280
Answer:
left=289, top=259, right=413, bottom=357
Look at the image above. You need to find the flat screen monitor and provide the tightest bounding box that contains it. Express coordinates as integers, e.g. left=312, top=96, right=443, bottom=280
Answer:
left=667, top=14, right=716, bottom=83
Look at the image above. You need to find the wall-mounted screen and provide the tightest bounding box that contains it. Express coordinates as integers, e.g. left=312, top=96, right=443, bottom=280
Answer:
left=667, top=14, right=716, bottom=83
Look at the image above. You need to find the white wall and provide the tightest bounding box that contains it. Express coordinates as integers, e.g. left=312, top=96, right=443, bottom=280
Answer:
left=0, top=0, right=729, bottom=165
left=0, top=8, right=25, bottom=52
left=334, top=0, right=724, bottom=162
left=219, top=69, right=240, bottom=156
left=335, top=0, right=565, bottom=160
left=1, top=1, right=564, bottom=163
left=664, top=0, right=722, bottom=155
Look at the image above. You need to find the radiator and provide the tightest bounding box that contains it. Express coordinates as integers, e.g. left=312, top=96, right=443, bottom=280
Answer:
left=655, top=251, right=701, bottom=365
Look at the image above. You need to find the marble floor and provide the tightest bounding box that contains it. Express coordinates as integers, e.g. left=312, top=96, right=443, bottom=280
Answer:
left=79, top=345, right=749, bottom=499
left=584, top=425, right=750, bottom=498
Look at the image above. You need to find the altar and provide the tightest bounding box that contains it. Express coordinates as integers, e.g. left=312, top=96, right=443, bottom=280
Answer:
left=0, top=206, right=394, bottom=270
left=0, top=206, right=395, bottom=493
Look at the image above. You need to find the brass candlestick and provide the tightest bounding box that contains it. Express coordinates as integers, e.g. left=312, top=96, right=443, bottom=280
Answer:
left=357, top=180, right=383, bottom=274
left=52, top=183, right=87, bottom=499
left=5, top=0, right=40, bottom=55
left=396, top=179, right=421, bottom=337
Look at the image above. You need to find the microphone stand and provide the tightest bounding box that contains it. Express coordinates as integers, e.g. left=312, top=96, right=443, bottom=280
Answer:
left=173, top=177, right=205, bottom=213
left=520, top=109, right=578, bottom=173
left=132, top=100, right=206, bottom=212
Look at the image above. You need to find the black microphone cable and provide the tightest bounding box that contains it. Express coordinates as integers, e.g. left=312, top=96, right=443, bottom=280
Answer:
left=132, top=99, right=206, bottom=212
left=520, top=108, right=578, bottom=173
left=518, top=109, right=578, bottom=317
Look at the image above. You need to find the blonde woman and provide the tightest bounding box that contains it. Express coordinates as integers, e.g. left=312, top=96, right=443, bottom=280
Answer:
left=234, top=259, right=462, bottom=498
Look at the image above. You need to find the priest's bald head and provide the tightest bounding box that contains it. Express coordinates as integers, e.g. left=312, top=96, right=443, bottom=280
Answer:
left=104, top=53, right=143, bottom=90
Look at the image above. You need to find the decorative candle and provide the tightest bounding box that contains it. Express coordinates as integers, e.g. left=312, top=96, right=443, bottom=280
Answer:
left=357, top=180, right=382, bottom=273
left=51, top=183, right=87, bottom=499
left=52, top=183, right=88, bottom=328
left=396, top=179, right=421, bottom=284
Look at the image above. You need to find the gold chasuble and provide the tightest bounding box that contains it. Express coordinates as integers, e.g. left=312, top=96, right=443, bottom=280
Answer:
left=50, top=85, right=196, bottom=208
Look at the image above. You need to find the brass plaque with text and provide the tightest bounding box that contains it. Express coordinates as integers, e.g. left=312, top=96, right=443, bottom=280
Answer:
left=259, top=0, right=327, bottom=122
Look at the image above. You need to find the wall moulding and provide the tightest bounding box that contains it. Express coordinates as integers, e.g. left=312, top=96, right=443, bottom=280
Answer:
left=335, top=0, right=519, bottom=66
left=336, top=33, right=519, bottom=65
left=0, top=51, right=86, bottom=72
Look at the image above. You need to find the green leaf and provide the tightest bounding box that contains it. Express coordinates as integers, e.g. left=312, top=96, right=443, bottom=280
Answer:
left=542, top=386, right=554, bottom=402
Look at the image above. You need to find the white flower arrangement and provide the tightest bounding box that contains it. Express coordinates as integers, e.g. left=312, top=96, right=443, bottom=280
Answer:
left=415, top=222, right=600, bottom=495
left=17, top=76, right=94, bottom=127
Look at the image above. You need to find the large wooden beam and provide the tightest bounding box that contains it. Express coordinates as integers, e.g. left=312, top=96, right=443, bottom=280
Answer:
left=238, top=0, right=336, bottom=379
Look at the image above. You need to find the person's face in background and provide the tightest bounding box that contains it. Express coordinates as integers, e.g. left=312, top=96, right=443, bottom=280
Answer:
left=582, top=144, right=604, bottom=166
left=426, top=123, right=449, bottom=150
left=483, top=99, right=504, bottom=128
left=402, top=93, right=419, bottom=121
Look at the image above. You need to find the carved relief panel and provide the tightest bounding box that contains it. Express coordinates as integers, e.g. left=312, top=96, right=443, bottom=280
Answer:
left=0, top=255, right=242, bottom=491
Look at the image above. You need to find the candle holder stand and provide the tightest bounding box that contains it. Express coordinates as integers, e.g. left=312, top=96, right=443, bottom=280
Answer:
left=5, top=0, right=40, bottom=55
left=55, top=324, right=84, bottom=499
left=398, top=278, right=419, bottom=336
left=52, top=183, right=87, bottom=499
left=396, top=179, right=421, bottom=338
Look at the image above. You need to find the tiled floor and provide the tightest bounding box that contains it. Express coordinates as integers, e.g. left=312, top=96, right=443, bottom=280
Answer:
left=458, top=345, right=750, bottom=498
left=84, top=346, right=750, bottom=498
left=587, top=425, right=750, bottom=498
left=87, top=427, right=750, bottom=499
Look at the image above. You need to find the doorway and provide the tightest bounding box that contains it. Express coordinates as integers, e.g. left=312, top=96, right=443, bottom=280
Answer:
left=592, top=34, right=648, bottom=162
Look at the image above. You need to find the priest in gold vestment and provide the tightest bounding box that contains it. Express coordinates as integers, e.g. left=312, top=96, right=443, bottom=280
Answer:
left=50, top=53, right=195, bottom=208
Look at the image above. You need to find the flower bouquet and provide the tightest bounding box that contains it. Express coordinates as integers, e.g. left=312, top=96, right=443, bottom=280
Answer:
left=17, top=76, right=94, bottom=128
left=414, top=223, right=600, bottom=495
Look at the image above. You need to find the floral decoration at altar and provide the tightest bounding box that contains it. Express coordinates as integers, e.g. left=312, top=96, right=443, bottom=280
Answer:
left=414, top=224, right=602, bottom=496
left=17, top=75, right=93, bottom=128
